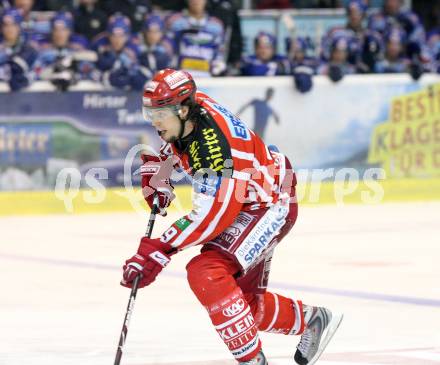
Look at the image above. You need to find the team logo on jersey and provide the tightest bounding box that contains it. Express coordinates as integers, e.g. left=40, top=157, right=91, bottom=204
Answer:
left=222, top=298, right=246, bottom=317
left=210, top=103, right=250, bottom=141
left=164, top=71, right=190, bottom=89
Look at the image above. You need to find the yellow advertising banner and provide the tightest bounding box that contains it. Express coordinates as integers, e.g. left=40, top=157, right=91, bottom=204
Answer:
left=368, top=83, right=440, bottom=178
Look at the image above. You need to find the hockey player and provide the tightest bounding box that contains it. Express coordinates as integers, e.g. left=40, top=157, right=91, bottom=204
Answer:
left=120, top=68, right=343, bottom=365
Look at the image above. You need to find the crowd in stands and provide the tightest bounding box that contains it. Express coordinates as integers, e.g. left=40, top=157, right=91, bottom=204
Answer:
left=0, top=0, right=439, bottom=93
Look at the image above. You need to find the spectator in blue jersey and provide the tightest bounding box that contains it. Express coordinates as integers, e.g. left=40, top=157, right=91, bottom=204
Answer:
left=166, top=0, right=226, bottom=77
left=287, top=36, right=317, bottom=93
left=427, top=29, right=440, bottom=73
left=357, top=29, right=383, bottom=73
left=32, top=11, right=95, bottom=90
left=241, top=31, right=290, bottom=76
left=13, top=0, right=51, bottom=42
left=101, top=0, right=151, bottom=33
left=73, top=0, right=107, bottom=42
left=367, top=0, right=426, bottom=58
left=138, top=14, right=172, bottom=76
left=236, top=87, right=279, bottom=141
left=94, top=14, right=149, bottom=90
left=321, top=0, right=368, bottom=67
left=318, top=36, right=356, bottom=82
left=374, top=27, right=409, bottom=73
left=0, top=7, right=37, bottom=90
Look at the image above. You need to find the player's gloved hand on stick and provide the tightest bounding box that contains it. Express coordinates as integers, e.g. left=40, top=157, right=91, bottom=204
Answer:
left=140, top=152, right=175, bottom=216
left=121, top=237, right=172, bottom=288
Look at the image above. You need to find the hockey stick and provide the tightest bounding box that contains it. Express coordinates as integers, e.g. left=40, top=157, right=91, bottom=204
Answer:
left=114, top=195, right=159, bottom=365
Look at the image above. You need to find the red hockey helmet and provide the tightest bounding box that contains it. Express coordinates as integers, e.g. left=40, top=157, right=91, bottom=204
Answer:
left=142, top=69, right=196, bottom=119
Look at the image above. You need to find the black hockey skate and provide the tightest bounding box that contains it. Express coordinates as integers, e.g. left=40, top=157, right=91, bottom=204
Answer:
left=294, top=306, right=343, bottom=365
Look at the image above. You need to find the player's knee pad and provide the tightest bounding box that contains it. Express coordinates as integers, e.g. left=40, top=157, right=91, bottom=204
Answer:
left=186, top=250, right=238, bottom=306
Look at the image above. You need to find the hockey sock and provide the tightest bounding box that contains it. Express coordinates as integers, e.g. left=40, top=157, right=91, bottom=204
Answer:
left=256, top=292, right=306, bottom=335
left=186, top=250, right=262, bottom=362
left=207, top=287, right=261, bottom=362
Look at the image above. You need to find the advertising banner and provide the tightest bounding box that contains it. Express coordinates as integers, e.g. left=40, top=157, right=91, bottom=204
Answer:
left=0, top=90, right=158, bottom=190
left=197, top=74, right=440, bottom=180
left=1, top=74, right=440, bottom=192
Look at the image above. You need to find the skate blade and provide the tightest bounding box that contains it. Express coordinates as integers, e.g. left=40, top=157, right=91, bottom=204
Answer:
left=308, top=312, right=344, bottom=365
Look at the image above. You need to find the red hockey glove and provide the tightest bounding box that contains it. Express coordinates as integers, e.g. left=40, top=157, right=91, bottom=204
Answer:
left=140, top=152, right=175, bottom=216
left=121, top=237, right=172, bottom=289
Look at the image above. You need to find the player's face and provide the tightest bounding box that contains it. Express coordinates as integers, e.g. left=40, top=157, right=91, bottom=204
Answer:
left=256, top=43, right=274, bottom=62
left=144, top=107, right=182, bottom=143
left=2, top=21, right=20, bottom=43
left=52, top=26, right=70, bottom=47
left=110, top=33, right=127, bottom=51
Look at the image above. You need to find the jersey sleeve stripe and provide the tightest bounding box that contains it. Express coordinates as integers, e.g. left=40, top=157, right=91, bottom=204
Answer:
left=169, top=194, right=216, bottom=248
left=232, top=170, right=251, bottom=180
left=249, top=180, right=273, bottom=203
left=231, top=148, right=254, bottom=161
left=189, top=178, right=235, bottom=247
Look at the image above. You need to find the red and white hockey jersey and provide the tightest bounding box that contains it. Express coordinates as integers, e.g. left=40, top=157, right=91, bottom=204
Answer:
left=158, top=92, right=295, bottom=251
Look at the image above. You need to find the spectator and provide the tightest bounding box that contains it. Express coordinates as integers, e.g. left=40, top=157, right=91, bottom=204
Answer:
left=287, top=36, right=317, bottom=70
left=367, top=0, right=426, bottom=58
left=74, top=0, right=107, bottom=42
left=32, top=11, right=95, bottom=90
left=166, top=0, right=226, bottom=77
left=241, top=31, right=290, bottom=76
left=287, top=36, right=317, bottom=93
left=13, top=0, right=51, bottom=42
left=138, top=14, right=172, bottom=75
left=208, top=0, right=243, bottom=71
left=357, top=29, right=383, bottom=73
left=318, top=36, right=356, bottom=82
left=427, top=29, right=440, bottom=73
left=150, top=0, right=182, bottom=11
left=0, top=7, right=37, bottom=90
left=93, top=14, right=148, bottom=90
left=374, top=27, right=409, bottom=73
left=101, top=0, right=151, bottom=33
left=321, top=0, right=368, bottom=66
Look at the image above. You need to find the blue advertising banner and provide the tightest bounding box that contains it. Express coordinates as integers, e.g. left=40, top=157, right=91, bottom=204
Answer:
left=0, top=90, right=158, bottom=190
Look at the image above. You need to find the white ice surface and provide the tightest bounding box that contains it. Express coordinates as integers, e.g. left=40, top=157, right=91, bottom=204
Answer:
left=1, top=202, right=439, bottom=365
